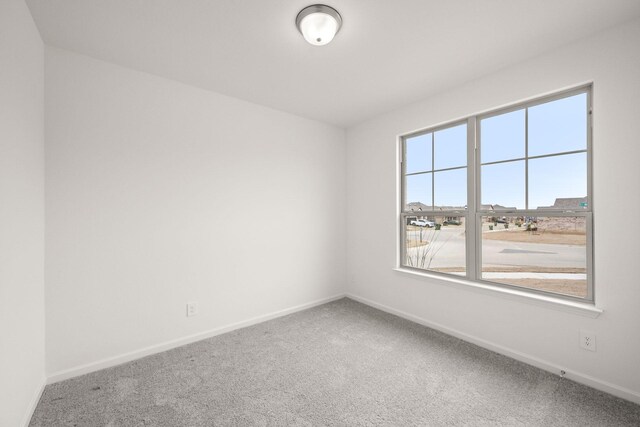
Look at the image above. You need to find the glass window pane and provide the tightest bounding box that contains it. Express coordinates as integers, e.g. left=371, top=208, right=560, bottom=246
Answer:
left=434, top=124, right=466, bottom=170
left=481, top=215, right=587, bottom=298
left=528, top=93, right=587, bottom=157
left=481, top=161, right=525, bottom=210
left=434, top=168, right=467, bottom=209
left=529, top=153, right=587, bottom=210
left=404, top=216, right=466, bottom=276
left=405, top=173, right=432, bottom=211
left=481, top=109, right=525, bottom=164
left=405, top=133, right=432, bottom=174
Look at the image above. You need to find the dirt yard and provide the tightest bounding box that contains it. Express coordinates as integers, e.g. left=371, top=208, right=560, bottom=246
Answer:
left=406, top=238, right=429, bottom=248
left=488, top=278, right=587, bottom=298
left=482, top=229, right=586, bottom=245
left=432, top=266, right=586, bottom=274
left=428, top=267, right=588, bottom=298
left=405, top=225, right=437, bottom=247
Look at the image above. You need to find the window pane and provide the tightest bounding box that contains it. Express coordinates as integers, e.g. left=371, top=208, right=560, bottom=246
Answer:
left=481, top=109, right=525, bottom=163
left=405, top=133, right=432, bottom=174
left=528, top=93, right=587, bottom=157
left=529, top=153, right=587, bottom=209
left=434, top=124, right=466, bottom=170
left=405, top=173, right=432, bottom=210
left=481, top=215, right=587, bottom=298
left=404, top=216, right=466, bottom=275
left=481, top=160, right=525, bottom=210
left=434, top=168, right=467, bottom=209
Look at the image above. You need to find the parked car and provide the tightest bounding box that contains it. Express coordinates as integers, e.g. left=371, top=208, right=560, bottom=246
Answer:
left=410, top=219, right=435, bottom=227
left=443, top=219, right=461, bottom=226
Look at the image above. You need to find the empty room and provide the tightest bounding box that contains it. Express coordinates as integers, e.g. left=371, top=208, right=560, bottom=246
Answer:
left=3, top=0, right=640, bottom=425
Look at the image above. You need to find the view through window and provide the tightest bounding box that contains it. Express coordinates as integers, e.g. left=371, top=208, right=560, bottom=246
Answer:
left=404, top=124, right=467, bottom=275
left=401, top=87, right=592, bottom=301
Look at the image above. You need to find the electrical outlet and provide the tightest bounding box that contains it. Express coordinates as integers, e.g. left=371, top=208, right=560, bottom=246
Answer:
left=186, top=302, right=198, bottom=317
left=580, top=330, right=596, bottom=352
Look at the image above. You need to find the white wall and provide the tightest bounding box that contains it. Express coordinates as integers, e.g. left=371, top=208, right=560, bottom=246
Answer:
left=346, top=18, right=640, bottom=402
left=0, top=0, right=46, bottom=425
left=45, top=47, right=346, bottom=376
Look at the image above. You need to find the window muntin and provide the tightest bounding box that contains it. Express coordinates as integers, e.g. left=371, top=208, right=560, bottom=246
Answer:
left=528, top=93, right=587, bottom=157
left=403, top=124, right=468, bottom=211
left=481, top=160, right=526, bottom=210
left=405, top=173, right=432, bottom=208
left=434, top=168, right=467, bottom=208
left=434, top=124, right=467, bottom=170
left=481, top=109, right=525, bottom=163
left=528, top=152, right=587, bottom=209
left=478, top=91, right=588, bottom=211
left=400, top=86, right=592, bottom=302
left=405, top=133, right=432, bottom=174
left=402, top=122, right=468, bottom=276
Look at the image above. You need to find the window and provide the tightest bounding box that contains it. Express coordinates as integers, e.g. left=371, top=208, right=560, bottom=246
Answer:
left=403, top=123, right=468, bottom=276
left=400, top=86, right=593, bottom=302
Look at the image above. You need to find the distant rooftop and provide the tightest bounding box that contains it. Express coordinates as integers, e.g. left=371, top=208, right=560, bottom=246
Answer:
left=406, top=198, right=587, bottom=212
left=406, top=202, right=466, bottom=212
left=539, top=197, right=587, bottom=210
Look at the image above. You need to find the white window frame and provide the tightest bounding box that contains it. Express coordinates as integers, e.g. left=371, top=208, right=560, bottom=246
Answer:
left=399, top=85, right=594, bottom=303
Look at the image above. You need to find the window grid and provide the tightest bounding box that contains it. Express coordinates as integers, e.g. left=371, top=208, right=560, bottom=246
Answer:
left=477, top=104, right=589, bottom=212
left=400, top=85, right=593, bottom=303
left=525, top=107, right=529, bottom=210
left=431, top=132, right=434, bottom=210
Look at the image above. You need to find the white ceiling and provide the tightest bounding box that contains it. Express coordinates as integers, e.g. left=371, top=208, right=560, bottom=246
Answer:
left=26, top=0, right=640, bottom=128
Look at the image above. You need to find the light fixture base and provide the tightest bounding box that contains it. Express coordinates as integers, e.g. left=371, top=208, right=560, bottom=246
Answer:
left=296, top=4, right=342, bottom=46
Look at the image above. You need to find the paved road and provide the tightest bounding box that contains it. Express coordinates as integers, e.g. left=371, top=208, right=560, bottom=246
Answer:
left=405, top=226, right=586, bottom=276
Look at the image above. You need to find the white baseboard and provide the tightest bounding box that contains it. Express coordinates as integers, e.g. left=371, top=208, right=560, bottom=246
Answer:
left=47, top=293, right=346, bottom=384
left=22, top=378, right=46, bottom=427
left=346, top=293, right=640, bottom=405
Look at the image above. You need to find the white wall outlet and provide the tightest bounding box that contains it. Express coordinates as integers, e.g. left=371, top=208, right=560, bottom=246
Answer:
left=580, top=330, right=596, bottom=352
left=186, top=302, right=198, bottom=317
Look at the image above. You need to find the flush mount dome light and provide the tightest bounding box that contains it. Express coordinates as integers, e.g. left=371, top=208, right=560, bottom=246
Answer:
left=296, top=4, right=342, bottom=46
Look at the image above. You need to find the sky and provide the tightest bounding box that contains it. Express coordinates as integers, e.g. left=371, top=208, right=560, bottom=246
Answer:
left=405, top=93, right=587, bottom=210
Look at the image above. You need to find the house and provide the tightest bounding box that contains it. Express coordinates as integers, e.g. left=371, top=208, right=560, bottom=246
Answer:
left=539, top=197, right=588, bottom=210
left=3, top=1, right=640, bottom=426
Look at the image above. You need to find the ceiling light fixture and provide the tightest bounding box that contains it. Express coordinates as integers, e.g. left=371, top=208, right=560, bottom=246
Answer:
left=296, top=4, right=342, bottom=46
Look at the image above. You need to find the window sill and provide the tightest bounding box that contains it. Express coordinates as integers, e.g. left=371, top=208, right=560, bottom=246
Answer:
left=392, top=267, right=603, bottom=318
